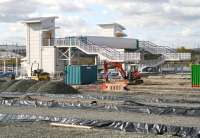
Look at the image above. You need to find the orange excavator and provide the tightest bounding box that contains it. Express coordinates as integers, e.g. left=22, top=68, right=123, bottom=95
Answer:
left=103, top=61, right=143, bottom=85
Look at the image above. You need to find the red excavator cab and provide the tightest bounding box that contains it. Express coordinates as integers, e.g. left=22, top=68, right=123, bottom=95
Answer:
left=132, top=70, right=141, bottom=80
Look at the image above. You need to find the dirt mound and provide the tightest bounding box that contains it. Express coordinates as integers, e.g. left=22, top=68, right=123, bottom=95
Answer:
left=6, top=80, right=37, bottom=92
left=0, top=80, right=78, bottom=94
left=0, top=80, right=18, bottom=92
left=37, top=81, right=78, bottom=94
left=26, top=81, right=48, bottom=93
left=0, top=80, right=7, bottom=87
left=0, top=80, right=6, bottom=83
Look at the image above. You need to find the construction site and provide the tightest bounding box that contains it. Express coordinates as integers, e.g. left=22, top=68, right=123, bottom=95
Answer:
left=0, top=16, right=200, bottom=138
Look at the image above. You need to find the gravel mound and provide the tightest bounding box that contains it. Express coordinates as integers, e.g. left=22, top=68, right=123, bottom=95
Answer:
left=5, top=80, right=37, bottom=92
left=0, top=80, right=78, bottom=94
left=37, top=81, right=78, bottom=94
left=26, top=81, right=47, bottom=93
left=0, top=80, right=6, bottom=83
left=0, top=80, right=7, bottom=87
left=0, top=80, right=18, bottom=92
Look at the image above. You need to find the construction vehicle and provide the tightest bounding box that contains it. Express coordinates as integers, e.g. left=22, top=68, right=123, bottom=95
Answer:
left=99, top=61, right=143, bottom=92
left=31, top=63, right=50, bottom=81
left=103, top=61, right=143, bottom=85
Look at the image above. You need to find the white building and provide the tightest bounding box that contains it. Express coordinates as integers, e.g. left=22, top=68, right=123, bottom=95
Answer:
left=22, top=17, right=191, bottom=77
left=98, top=23, right=127, bottom=37
left=22, top=17, right=58, bottom=76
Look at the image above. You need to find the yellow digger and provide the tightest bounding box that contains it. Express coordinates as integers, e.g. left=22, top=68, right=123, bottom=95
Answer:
left=31, top=63, right=50, bottom=81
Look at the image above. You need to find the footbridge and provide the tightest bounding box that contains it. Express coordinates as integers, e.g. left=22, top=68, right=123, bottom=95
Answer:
left=44, top=37, right=141, bottom=63
left=43, top=37, right=191, bottom=69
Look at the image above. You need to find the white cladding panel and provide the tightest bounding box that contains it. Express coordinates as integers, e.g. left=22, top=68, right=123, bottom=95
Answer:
left=116, top=49, right=124, bottom=53
left=28, top=23, right=41, bottom=65
left=87, top=36, right=138, bottom=49
left=24, top=17, right=58, bottom=76
left=101, top=28, right=114, bottom=37
left=42, top=47, right=56, bottom=75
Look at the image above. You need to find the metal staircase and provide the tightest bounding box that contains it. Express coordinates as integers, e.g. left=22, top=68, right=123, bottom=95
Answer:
left=140, top=56, right=165, bottom=67
left=44, top=38, right=191, bottom=72
left=139, top=56, right=166, bottom=72
left=50, top=37, right=141, bottom=62
left=139, top=41, right=176, bottom=55
left=138, top=41, right=191, bottom=71
left=138, top=41, right=172, bottom=70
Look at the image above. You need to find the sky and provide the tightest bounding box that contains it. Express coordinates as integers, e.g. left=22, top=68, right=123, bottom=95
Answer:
left=0, top=0, right=200, bottom=48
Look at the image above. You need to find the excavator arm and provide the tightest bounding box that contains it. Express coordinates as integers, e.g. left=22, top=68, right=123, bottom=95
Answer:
left=103, top=61, right=127, bottom=81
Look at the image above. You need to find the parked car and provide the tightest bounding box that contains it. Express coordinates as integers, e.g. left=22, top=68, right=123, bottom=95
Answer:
left=98, top=69, right=121, bottom=80
left=0, top=72, right=15, bottom=78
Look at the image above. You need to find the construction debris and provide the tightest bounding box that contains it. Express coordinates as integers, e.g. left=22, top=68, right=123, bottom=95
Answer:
left=50, top=123, right=92, bottom=129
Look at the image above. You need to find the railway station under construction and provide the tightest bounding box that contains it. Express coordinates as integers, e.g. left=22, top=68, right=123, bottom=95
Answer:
left=1, top=16, right=200, bottom=138
left=15, top=16, right=191, bottom=78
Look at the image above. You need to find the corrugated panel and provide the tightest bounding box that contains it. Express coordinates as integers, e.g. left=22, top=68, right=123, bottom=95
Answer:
left=65, top=65, right=81, bottom=85
left=65, top=65, right=97, bottom=85
left=81, top=66, right=97, bottom=84
left=192, top=64, right=200, bottom=87
left=86, top=36, right=139, bottom=49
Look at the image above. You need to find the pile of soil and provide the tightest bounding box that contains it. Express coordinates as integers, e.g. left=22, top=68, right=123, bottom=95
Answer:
left=37, top=81, right=78, bottom=94
left=0, top=80, right=7, bottom=88
left=26, top=81, right=47, bottom=93
left=5, top=80, right=38, bottom=92
left=0, top=80, right=78, bottom=94
left=0, top=80, right=18, bottom=92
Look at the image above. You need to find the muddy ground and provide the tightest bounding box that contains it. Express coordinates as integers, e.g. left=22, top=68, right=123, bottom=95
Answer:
left=0, top=122, right=177, bottom=138
left=0, top=75, right=199, bottom=137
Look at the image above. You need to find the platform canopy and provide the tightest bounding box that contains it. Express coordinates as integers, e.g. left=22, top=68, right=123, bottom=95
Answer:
left=98, top=23, right=126, bottom=30
left=22, top=16, right=58, bottom=24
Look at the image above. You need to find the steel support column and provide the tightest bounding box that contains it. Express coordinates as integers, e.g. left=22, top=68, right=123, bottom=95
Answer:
left=57, top=47, right=75, bottom=65
left=94, top=56, right=97, bottom=65
left=68, top=47, right=71, bottom=65
left=3, top=59, right=6, bottom=73
left=16, top=58, right=18, bottom=76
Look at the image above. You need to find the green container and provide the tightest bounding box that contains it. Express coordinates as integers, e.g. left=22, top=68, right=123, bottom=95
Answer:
left=192, top=64, right=200, bottom=87
left=65, top=65, right=97, bottom=85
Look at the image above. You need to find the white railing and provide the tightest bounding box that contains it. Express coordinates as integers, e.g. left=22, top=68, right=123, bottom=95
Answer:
left=140, top=55, right=165, bottom=67
left=139, top=40, right=191, bottom=68
left=44, top=38, right=191, bottom=65
left=79, top=40, right=141, bottom=61
left=165, top=53, right=191, bottom=61
left=45, top=38, right=141, bottom=62
left=139, top=41, right=176, bottom=55
left=124, top=53, right=141, bottom=61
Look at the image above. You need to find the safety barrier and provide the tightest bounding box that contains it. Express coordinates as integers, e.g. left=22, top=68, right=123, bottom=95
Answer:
left=100, top=82, right=128, bottom=92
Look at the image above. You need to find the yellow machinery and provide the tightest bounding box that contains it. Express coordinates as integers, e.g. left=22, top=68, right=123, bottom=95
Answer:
left=31, top=63, right=50, bottom=81
left=31, top=69, right=50, bottom=81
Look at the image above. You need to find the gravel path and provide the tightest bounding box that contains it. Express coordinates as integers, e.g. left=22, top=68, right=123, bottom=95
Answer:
left=0, top=105, right=200, bottom=127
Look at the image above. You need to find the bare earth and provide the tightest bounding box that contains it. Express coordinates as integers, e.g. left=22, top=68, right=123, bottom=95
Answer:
left=0, top=122, right=178, bottom=138
left=0, top=75, right=199, bottom=137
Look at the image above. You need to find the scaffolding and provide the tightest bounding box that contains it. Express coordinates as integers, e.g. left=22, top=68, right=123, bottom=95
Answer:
left=0, top=44, right=25, bottom=76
